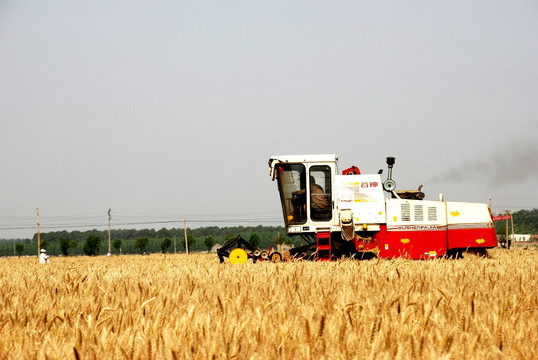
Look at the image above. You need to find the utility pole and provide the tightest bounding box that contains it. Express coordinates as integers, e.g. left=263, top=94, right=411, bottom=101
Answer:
left=505, top=210, right=510, bottom=249
left=36, top=207, right=40, bottom=256
left=183, top=216, right=189, bottom=255
left=510, top=210, right=515, bottom=249
left=107, top=208, right=112, bottom=255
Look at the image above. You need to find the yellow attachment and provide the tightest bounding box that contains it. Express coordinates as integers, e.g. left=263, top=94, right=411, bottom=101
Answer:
left=229, top=248, right=248, bottom=264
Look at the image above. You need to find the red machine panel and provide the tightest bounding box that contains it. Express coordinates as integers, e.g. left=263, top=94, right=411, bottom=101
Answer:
left=376, top=226, right=448, bottom=259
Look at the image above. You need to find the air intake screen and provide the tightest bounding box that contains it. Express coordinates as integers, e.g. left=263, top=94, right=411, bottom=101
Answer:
left=428, top=207, right=437, bottom=221
left=414, top=205, right=424, bottom=221
left=401, top=203, right=411, bottom=221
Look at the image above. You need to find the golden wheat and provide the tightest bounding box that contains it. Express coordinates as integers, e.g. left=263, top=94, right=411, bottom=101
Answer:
left=0, top=249, right=536, bottom=359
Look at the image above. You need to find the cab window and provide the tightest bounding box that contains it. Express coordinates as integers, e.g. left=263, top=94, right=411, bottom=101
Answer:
left=309, top=166, right=332, bottom=221
left=275, top=163, right=307, bottom=225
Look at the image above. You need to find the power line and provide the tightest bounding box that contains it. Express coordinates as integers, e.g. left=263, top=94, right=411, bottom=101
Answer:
left=0, top=216, right=282, bottom=231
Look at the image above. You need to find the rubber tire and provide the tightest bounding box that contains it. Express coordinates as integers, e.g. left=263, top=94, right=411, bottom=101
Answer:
left=270, top=252, right=283, bottom=263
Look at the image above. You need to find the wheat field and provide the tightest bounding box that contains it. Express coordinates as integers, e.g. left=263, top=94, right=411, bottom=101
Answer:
left=0, top=249, right=536, bottom=359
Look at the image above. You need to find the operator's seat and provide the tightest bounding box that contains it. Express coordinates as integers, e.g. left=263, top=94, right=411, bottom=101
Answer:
left=311, top=206, right=331, bottom=221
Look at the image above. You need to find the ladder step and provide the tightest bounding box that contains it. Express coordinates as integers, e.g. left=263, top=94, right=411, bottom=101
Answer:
left=316, top=231, right=332, bottom=261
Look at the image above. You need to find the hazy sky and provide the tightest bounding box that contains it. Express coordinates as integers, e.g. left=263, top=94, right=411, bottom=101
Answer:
left=1, top=1, right=537, bottom=239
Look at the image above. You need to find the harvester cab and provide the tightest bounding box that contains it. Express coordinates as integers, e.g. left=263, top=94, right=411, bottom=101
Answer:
left=268, top=154, right=389, bottom=234
left=269, top=155, right=338, bottom=232
left=268, top=154, right=498, bottom=260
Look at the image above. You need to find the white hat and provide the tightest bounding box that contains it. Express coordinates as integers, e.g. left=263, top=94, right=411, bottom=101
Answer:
left=40, top=249, right=46, bottom=253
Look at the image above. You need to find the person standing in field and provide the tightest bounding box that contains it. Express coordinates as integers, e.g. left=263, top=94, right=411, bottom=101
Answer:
left=39, top=249, right=50, bottom=264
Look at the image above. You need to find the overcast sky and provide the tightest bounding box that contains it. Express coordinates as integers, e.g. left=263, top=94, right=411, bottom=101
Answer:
left=1, top=1, right=537, bottom=239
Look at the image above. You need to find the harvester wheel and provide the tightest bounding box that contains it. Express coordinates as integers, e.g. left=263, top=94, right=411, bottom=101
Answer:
left=270, top=252, right=283, bottom=263
left=229, top=248, right=248, bottom=264
left=260, top=251, right=268, bottom=259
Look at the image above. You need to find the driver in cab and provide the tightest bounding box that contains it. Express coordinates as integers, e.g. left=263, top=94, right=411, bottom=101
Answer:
left=292, top=176, right=329, bottom=211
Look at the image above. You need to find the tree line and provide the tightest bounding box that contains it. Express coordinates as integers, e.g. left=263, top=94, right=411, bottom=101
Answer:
left=2, top=209, right=537, bottom=257
left=0, top=225, right=299, bottom=257
left=494, top=209, right=538, bottom=235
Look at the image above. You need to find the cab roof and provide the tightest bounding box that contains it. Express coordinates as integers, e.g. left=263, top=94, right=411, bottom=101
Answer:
left=269, top=154, right=338, bottom=164
left=268, top=154, right=338, bottom=180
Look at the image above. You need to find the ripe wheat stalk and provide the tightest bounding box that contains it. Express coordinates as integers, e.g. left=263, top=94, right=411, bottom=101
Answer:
left=0, top=249, right=536, bottom=359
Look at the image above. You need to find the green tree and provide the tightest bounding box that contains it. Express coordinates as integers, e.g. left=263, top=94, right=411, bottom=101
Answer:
left=204, top=235, right=215, bottom=251
left=15, top=243, right=24, bottom=256
left=248, top=233, right=260, bottom=248
left=59, top=237, right=76, bottom=256
left=40, top=240, right=49, bottom=251
left=160, top=237, right=172, bottom=253
left=83, top=235, right=102, bottom=256
left=182, top=234, right=196, bottom=250
left=223, top=234, right=236, bottom=245
left=134, top=236, right=150, bottom=254
left=272, top=232, right=291, bottom=247
left=112, top=238, right=123, bottom=254
left=494, top=209, right=538, bottom=235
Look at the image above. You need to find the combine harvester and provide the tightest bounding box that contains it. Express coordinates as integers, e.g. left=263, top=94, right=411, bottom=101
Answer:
left=220, top=155, right=497, bottom=263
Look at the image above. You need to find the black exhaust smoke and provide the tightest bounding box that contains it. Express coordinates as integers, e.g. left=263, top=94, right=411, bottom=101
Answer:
left=428, top=140, right=538, bottom=187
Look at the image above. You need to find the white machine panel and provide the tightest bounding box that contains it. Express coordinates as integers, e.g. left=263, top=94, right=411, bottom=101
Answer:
left=335, top=174, right=385, bottom=224
left=446, top=202, right=492, bottom=225
left=386, top=198, right=447, bottom=229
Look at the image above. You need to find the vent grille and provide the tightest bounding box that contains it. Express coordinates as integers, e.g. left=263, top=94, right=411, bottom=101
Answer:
left=414, top=205, right=424, bottom=221
left=401, top=203, right=411, bottom=221
left=428, top=207, right=437, bottom=221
